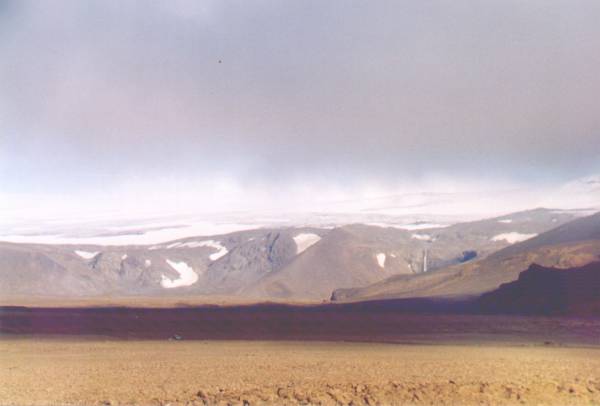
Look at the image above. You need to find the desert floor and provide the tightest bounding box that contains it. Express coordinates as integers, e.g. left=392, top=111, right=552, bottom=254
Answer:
left=1, top=339, right=599, bottom=405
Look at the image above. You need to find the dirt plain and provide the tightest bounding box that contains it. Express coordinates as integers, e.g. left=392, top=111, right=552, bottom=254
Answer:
left=1, top=339, right=600, bottom=406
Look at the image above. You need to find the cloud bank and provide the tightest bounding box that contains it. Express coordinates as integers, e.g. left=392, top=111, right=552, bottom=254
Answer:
left=1, top=0, right=599, bottom=222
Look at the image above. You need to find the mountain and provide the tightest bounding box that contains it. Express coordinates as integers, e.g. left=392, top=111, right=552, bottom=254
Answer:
left=0, top=228, right=322, bottom=298
left=0, top=208, right=585, bottom=302
left=477, top=262, right=600, bottom=316
left=331, top=210, right=600, bottom=302
left=240, top=225, right=412, bottom=300
left=241, top=209, right=578, bottom=300
left=486, top=209, right=600, bottom=258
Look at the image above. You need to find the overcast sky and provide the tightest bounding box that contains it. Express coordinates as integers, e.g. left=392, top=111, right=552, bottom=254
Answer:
left=1, top=0, right=599, bottom=219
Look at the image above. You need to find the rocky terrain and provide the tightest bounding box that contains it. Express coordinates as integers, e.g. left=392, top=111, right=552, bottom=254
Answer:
left=0, top=208, right=586, bottom=302
left=1, top=340, right=599, bottom=406
left=477, top=261, right=600, bottom=316
left=332, top=211, right=600, bottom=302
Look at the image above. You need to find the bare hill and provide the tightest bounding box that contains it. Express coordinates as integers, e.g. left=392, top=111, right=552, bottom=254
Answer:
left=0, top=208, right=584, bottom=302
left=476, top=261, right=600, bottom=316
left=332, top=212, right=600, bottom=302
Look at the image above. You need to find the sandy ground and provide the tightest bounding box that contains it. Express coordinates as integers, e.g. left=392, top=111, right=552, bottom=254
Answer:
left=1, top=339, right=599, bottom=405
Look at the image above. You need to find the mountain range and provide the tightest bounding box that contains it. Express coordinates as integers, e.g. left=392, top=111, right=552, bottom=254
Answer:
left=0, top=208, right=598, bottom=306
left=332, top=211, right=600, bottom=302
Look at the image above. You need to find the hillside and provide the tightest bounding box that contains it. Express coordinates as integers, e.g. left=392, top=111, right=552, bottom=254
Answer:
left=332, top=211, right=600, bottom=302
left=477, top=261, right=600, bottom=316
left=0, top=208, right=587, bottom=302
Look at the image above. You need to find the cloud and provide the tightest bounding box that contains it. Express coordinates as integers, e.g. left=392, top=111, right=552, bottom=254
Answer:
left=1, top=0, right=599, bottom=211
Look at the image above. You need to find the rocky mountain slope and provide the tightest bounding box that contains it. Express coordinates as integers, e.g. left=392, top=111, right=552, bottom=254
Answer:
left=332, top=211, right=600, bottom=302
left=242, top=209, right=578, bottom=300
left=0, top=228, right=320, bottom=298
left=0, top=208, right=586, bottom=302
left=477, top=261, right=600, bottom=316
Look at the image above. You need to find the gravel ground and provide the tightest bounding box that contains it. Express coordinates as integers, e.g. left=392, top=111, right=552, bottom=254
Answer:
left=1, top=339, right=599, bottom=405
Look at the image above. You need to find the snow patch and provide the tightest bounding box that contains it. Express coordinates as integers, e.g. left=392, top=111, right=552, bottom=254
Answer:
left=121, top=254, right=128, bottom=260
left=196, top=240, right=228, bottom=260
left=411, top=233, right=432, bottom=241
left=161, top=259, right=198, bottom=288
left=178, top=241, right=211, bottom=248
left=366, top=222, right=450, bottom=230
left=144, top=259, right=152, bottom=267
left=491, top=232, right=537, bottom=244
left=293, top=233, right=321, bottom=254
left=376, top=253, right=386, bottom=268
left=159, top=240, right=228, bottom=259
left=398, top=223, right=448, bottom=231
left=74, top=250, right=99, bottom=259
left=178, top=241, right=202, bottom=248
left=498, top=219, right=513, bottom=224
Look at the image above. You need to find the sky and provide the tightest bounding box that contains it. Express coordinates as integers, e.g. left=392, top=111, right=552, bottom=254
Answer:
left=1, top=0, right=599, bottom=224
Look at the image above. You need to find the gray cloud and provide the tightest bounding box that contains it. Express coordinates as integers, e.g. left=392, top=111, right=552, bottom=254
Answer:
left=1, top=0, right=600, bottom=195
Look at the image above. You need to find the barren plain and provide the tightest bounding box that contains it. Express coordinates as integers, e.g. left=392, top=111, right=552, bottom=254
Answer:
left=1, top=339, right=600, bottom=405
